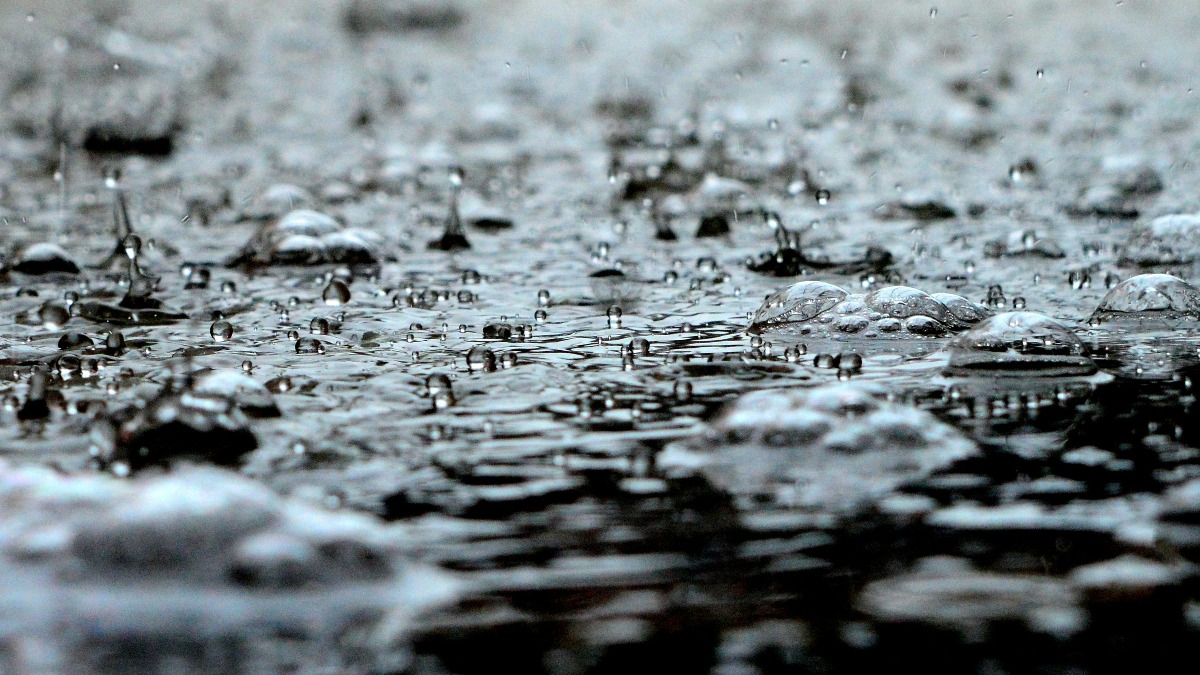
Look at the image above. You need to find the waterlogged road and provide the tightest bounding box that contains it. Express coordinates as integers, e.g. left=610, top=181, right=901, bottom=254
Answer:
left=3, top=1, right=1200, bottom=672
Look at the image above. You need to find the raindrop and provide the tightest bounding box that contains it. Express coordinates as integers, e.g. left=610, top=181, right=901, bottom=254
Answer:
left=210, top=320, right=234, bottom=342
left=295, top=337, right=325, bottom=354
left=322, top=279, right=351, bottom=305
left=39, top=303, right=70, bottom=330
left=607, top=305, right=623, bottom=327
left=628, top=337, right=651, bottom=356
left=466, top=345, right=497, bottom=373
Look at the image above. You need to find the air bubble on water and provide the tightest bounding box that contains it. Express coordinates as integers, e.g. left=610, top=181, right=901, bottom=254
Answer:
left=812, top=352, right=837, bottom=369
left=984, top=285, right=1006, bottom=309
left=39, top=303, right=70, bottom=330
left=1091, top=273, right=1200, bottom=319
left=589, top=268, right=638, bottom=303
left=607, top=305, right=623, bottom=327
left=185, top=268, right=211, bottom=289
left=295, top=337, right=325, bottom=355
left=749, top=280, right=847, bottom=331
left=535, top=309, right=548, bottom=323
left=673, top=379, right=693, bottom=403
left=658, top=383, right=978, bottom=511
left=467, top=345, right=497, bottom=373
left=628, top=337, right=651, bottom=356
left=210, top=320, right=233, bottom=342
left=815, top=189, right=831, bottom=205
left=322, top=280, right=351, bottom=306
left=838, top=353, right=864, bottom=371
left=18, top=365, right=51, bottom=422
left=945, top=312, right=1095, bottom=377
left=310, top=317, right=330, bottom=335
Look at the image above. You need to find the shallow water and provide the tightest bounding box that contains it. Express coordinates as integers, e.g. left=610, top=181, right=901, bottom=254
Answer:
left=4, top=1, right=1200, bottom=672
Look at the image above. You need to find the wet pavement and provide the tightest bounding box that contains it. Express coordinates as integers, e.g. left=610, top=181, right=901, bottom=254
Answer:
left=3, top=1, right=1200, bottom=672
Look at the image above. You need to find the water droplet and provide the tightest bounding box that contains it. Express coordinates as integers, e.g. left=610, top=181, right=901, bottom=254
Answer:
left=210, top=320, right=233, bottom=342
left=466, top=345, right=497, bottom=373
left=628, top=337, right=651, bottom=356
left=295, top=337, right=325, bottom=355
left=607, top=305, right=623, bottom=327
left=322, top=279, right=351, bottom=306
left=1092, top=274, right=1200, bottom=318
left=39, top=303, right=70, bottom=330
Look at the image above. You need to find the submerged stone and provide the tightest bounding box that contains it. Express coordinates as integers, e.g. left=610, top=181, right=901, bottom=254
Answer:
left=658, top=383, right=978, bottom=511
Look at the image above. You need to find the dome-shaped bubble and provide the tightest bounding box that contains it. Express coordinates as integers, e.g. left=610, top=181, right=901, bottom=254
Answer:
left=658, top=383, right=978, bottom=512
left=748, top=281, right=848, bottom=331
left=191, top=370, right=282, bottom=418
left=1091, top=273, right=1200, bottom=318
left=229, top=209, right=378, bottom=267
left=243, top=183, right=315, bottom=220
left=858, top=558, right=1081, bottom=637
left=271, top=234, right=326, bottom=265
left=930, top=293, right=991, bottom=324
left=1121, top=214, right=1200, bottom=266
left=276, top=209, right=341, bottom=237
left=12, top=242, right=80, bottom=275
left=983, top=229, right=1065, bottom=259
left=945, top=311, right=1095, bottom=377
left=0, top=460, right=452, bottom=660
left=750, top=283, right=988, bottom=337
left=865, top=286, right=959, bottom=325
